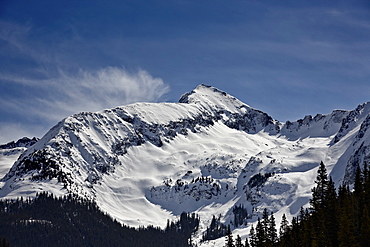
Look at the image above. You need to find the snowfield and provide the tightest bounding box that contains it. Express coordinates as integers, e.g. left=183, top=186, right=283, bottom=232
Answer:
left=1, top=84, right=369, bottom=246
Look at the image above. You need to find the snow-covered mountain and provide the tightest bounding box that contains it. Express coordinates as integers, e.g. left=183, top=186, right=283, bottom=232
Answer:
left=0, top=137, right=39, bottom=180
left=1, top=84, right=370, bottom=246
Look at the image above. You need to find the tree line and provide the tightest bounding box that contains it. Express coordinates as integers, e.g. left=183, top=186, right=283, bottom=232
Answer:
left=224, top=161, right=370, bottom=247
left=0, top=192, right=199, bottom=247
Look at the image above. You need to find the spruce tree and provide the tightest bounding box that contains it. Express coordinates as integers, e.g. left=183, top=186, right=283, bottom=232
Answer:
left=360, top=204, right=370, bottom=247
left=326, top=176, right=338, bottom=247
left=338, top=185, right=356, bottom=247
left=279, top=214, right=289, bottom=239
left=256, top=218, right=265, bottom=246
left=354, top=166, right=363, bottom=196
left=310, top=161, right=329, bottom=247
left=268, top=212, right=277, bottom=246
left=245, top=238, right=250, bottom=247
left=249, top=225, right=257, bottom=247
left=290, top=217, right=300, bottom=246
left=235, top=235, right=244, bottom=247
left=225, top=225, right=235, bottom=247
left=310, top=161, right=329, bottom=212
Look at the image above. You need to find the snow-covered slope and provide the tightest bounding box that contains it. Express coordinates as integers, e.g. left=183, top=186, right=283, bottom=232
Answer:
left=1, top=84, right=369, bottom=246
left=0, top=137, right=38, bottom=178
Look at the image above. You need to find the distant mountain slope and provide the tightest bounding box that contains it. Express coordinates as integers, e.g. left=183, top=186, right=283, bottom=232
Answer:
left=0, top=137, right=39, bottom=179
left=0, top=84, right=369, bottom=246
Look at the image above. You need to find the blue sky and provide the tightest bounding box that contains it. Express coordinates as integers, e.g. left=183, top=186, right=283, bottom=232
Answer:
left=1, top=0, right=370, bottom=143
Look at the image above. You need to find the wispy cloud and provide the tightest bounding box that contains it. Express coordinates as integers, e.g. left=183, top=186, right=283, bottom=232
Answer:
left=0, top=66, right=170, bottom=143
left=0, top=21, right=31, bottom=50
left=1, top=66, right=170, bottom=121
left=0, top=20, right=170, bottom=143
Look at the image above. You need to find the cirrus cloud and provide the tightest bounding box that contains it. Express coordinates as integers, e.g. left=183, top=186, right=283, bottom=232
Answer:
left=0, top=67, right=170, bottom=143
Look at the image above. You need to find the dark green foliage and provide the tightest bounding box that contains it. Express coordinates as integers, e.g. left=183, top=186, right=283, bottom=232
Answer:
left=310, top=161, right=328, bottom=213
left=256, top=218, right=265, bottom=245
left=268, top=213, right=277, bottom=246
left=235, top=235, right=244, bottom=247
left=0, top=238, right=9, bottom=247
left=202, top=215, right=228, bottom=241
left=244, top=208, right=277, bottom=247
left=245, top=238, right=250, bottom=247
left=233, top=204, right=249, bottom=227
left=225, top=225, right=235, bottom=247
left=249, top=225, right=257, bottom=247
left=277, top=161, right=370, bottom=247
left=0, top=192, right=198, bottom=247
left=170, top=212, right=200, bottom=237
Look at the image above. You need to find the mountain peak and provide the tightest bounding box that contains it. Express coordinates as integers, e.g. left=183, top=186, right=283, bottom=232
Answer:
left=179, top=84, right=252, bottom=113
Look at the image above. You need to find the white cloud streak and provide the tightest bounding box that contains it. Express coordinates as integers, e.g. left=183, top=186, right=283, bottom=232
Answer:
left=0, top=67, right=170, bottom=143
left=1, top=66, right=170, bottom=122
left=0, top=21, right=170, bottom=143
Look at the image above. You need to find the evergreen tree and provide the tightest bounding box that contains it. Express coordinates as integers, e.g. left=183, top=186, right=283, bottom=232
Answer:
left=310, top=161, right=329, bottom=247
left=268, top=212, right=277, bottom=246
left=310, top=161, right=328, bottom=212
left=354, top=166, right=363, bottom=196
left=279, top=214, right=289, bottom=239
left=0, top=239, right=9, bottom=247
left=276, top=161, right=370, bottom=247
left=338, top=185, right=356, bottom=247
left=225, top=225, right=235, bottom=247
left=364, top=162, right=370, bottom=206
left=256, top=218, right=265, bottom=246
left=353, top=166, right=365, bottom=239
left=262, top=208, right=270, bottom=234
left=245, top=238, right=250, bottom=247
left=360, top=204, right=370, bottom=247
left=249, top=225, right=257, bottom=247
left=290, top=217, right=300, bottom=246
left=235, top=235, right=244, bottom=247
left=326, top=176, right=339, bottom=247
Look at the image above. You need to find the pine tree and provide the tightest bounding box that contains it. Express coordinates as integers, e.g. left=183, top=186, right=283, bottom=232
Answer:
left=338, top=185, right=356, bottom=247
left=326, top=176, right=338, bottom=247
left=360, top=204, right=370, bottom=247
left=310, top=161, right=329, bottom=247
left=290, top=217, right=300, bottom=247
left=235, top=235, right=244, bottom=247
left=310, top=161, right=329, bottom=212
left=354, top=165, right=365, bottom=240
left=354, top=166, right=363, bottom=196
left=279, top=214, right=289, bottom=239
left=256, top=218, right=265, bottom=246
left=245, top=238, right=250, bottom=247
left=275, top=161, right=370, bottom=247
left=268, top=212, right=277, bottom=246
left=249, top=225, right=257, bottom=247
left=225, top=225, right=235, bottom=247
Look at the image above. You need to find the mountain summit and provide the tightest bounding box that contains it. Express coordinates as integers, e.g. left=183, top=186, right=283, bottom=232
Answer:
left=1, top=84, right=370, bottom=246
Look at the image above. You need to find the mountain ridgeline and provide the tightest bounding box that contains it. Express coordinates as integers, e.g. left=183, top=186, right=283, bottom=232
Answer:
left=1, top=84, right=370, bottom=246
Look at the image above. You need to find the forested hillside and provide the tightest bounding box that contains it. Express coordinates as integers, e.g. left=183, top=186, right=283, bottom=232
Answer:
left=0, top=193, right=199, bottom=247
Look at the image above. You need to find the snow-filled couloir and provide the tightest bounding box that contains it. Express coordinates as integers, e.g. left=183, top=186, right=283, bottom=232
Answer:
left=1, top=84, right=370, bottom=246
